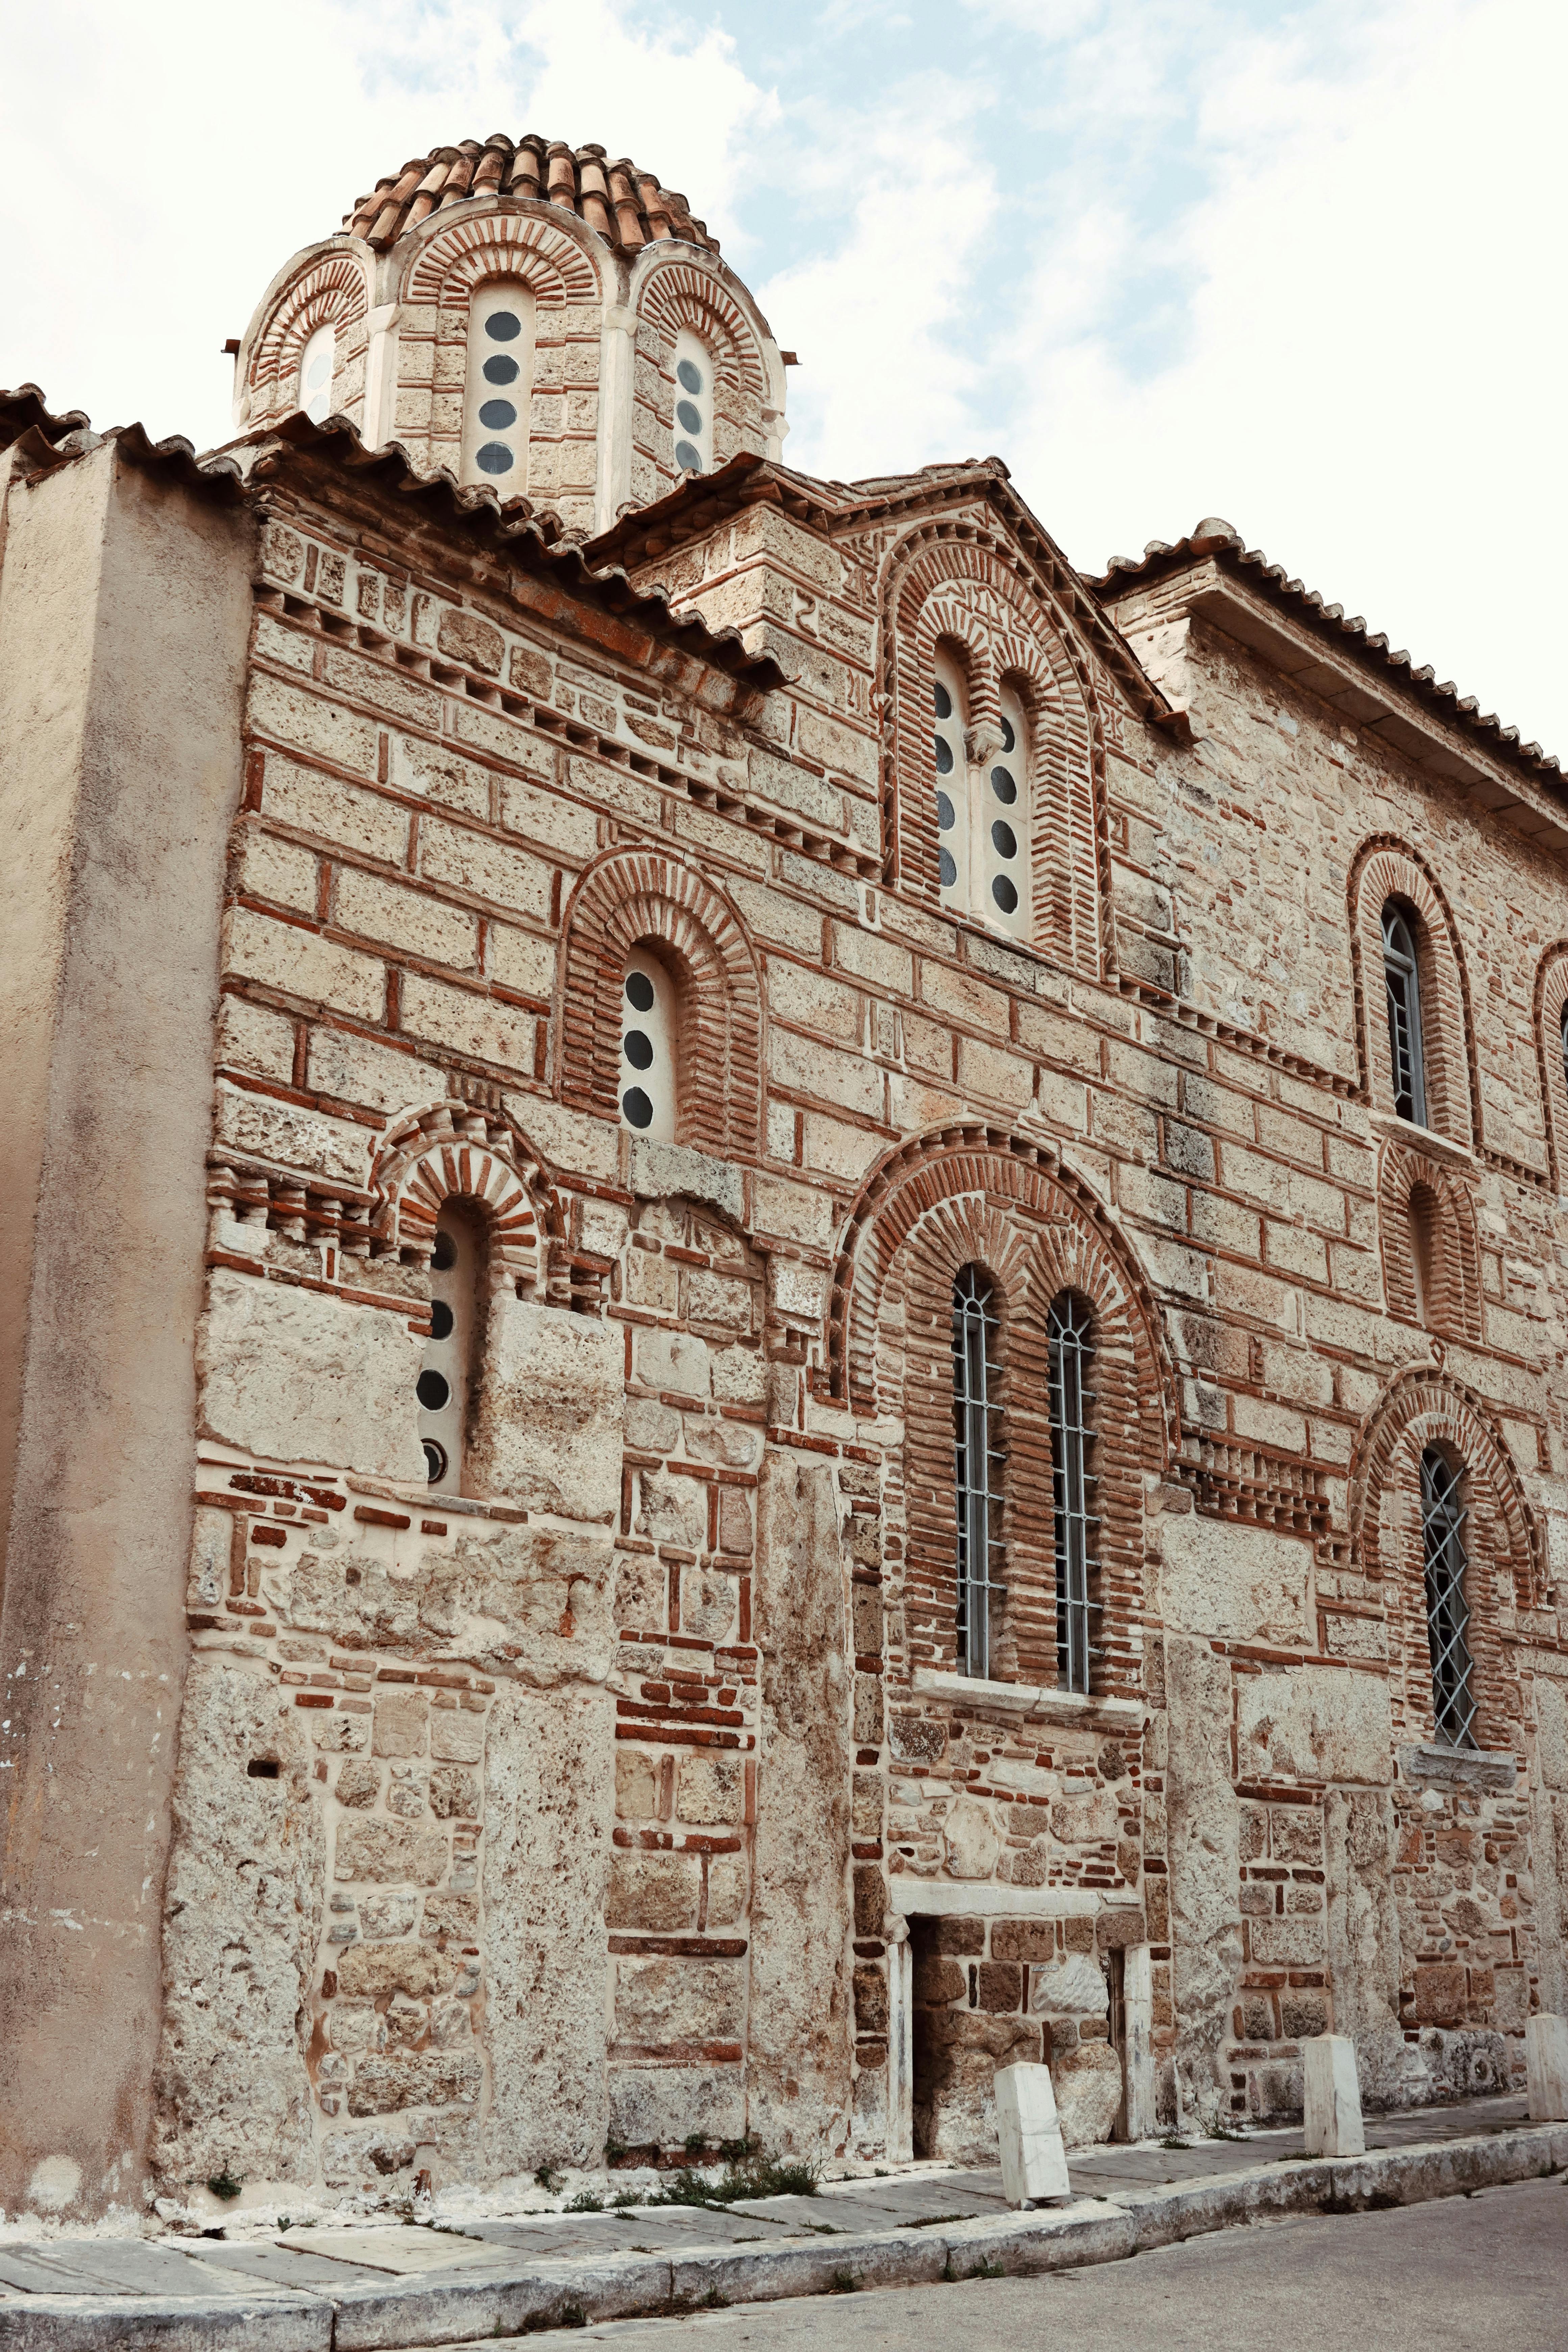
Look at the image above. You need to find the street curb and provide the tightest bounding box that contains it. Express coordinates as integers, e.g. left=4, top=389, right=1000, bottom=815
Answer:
left=4, top=2124, right=1565, bottom=2350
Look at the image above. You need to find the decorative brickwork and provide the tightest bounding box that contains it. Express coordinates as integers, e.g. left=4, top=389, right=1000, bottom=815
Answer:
left=636, top=259, right=768, bottom=399
left=883, top=528, right=1108, bottom=976
left=558, top=848, right=763, bottom=1162
left=1533, top=943, right=1568, bottom=1191
left=1349, top=837, right=1479, bottom=1148
left=1377, top=1140, right=1484, bottom=1341
left=369, top=1099, right=557, bottom=1295
left=249, top=251, right=373, bottom=427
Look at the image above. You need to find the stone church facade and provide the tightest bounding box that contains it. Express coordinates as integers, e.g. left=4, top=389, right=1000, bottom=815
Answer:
left=3, top=131, right=1567, bottom=2219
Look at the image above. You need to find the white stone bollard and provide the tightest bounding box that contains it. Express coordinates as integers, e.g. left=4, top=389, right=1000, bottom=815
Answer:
left=1525, top=2014, right=1568, bottom=2121
left=1122, top=1945, right=1158, bottom=2142
left=994, top=2061, right=1071, bottom=2207
left=1302, top=2034, right=1366, bottom=2158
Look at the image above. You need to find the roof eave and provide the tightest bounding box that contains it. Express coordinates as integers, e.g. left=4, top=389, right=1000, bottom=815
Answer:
left=1105, top=551, right=1568, bottom=852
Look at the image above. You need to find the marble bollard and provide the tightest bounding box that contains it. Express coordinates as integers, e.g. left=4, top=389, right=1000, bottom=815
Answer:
left=995, top=2061, right=1071, bottom=2207
left=1525, top=2013, right=1568, bottom=2121
left=1303, top=2034, right=1365, bottom=2158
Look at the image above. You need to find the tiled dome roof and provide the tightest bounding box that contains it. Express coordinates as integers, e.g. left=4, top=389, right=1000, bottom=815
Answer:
left=345, top=136, right=719, bottom=255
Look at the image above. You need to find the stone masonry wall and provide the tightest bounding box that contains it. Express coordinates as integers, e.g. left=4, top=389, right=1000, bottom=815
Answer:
left=151, top=445, right=1568, bottom=2198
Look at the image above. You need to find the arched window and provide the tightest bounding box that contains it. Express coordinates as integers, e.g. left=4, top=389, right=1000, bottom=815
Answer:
left=1560, top=1002, right=1568, bottom=1124
left=1382, top=900, right=1428, bottom=1126
left=932, top=650, right=970, bottom=917
left=298, top=323, right=336, bottom=424
left=619, top=948, right=677, bottom=1140
left=418, top=1207, right=481, bottom=1493
left=1048, top=1292, right=1097, bottom=1693
left=981, top=682, right=1031, bottom=939
left=1421, top=1447, right=1475, bottom=1747
left=672, top=329, right=715, bottom=474
left=951, top=1266, right=1003, bottom=1680
left=462, top=281, right=536, bottom=491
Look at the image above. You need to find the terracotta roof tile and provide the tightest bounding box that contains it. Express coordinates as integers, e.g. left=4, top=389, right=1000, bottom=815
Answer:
left=344, top=136, right=718, bottom=256
left=1094, top=519, right=1562, bottom=787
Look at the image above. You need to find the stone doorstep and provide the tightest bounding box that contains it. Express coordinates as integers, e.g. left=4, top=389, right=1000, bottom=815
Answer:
left=3, top=2124, right=1566, bottom=2352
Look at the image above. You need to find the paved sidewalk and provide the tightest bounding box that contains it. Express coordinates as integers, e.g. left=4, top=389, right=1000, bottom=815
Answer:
left=0, top=2097, right=1559, bottom=2350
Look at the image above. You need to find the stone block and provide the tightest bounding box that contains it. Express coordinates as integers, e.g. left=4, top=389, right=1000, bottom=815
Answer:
left=334, top=1819, right=449, bottom=1885
left=676, top=1754, right=743, bottom=1825
left=471, top=1299, right=623, bottom=1520
left=977, top=1961, right=1022, bottom=2012
left=335, top=1941, right=452, bottom=2000
left=428, top=1706, right=487, bottom=1764
left=1525, top=2014, right=1568, bottom=2120
left=1051, top=2041, right=1123, bottom=2148
left=1413, top=1962, right=1467, bottom=2025
left=1303, top=2034, right=1365, bottom=2158
left=995, top=2062, right=1071, bottom=2205
left=607, top=1850, right=701, bottom=1933
left=1236, top=1665, right=1393, bottom=1786
left=607, top=2063, right=744, bottom=2150
left=614, top=1957, right=744, bottom=2045
left=374, top=1690, right=430, bottom=1757
left=198, top=1268, right=424, bottom=1481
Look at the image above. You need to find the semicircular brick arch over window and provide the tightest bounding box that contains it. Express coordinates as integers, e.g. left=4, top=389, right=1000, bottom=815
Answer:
left=836, top=1128, right=1170, bottom=1698
left=558, top=849, right=763, bottom=1163
left=1348, top=836, right=1478, bottom=1148
left=368, top=1099, right=560, bottom=1294
left=250, top=252, right=373, bottom=423
left=1533, top=943, right=1568, bottom=1191
left=882, top=528, right=1109, bottom=976
left=398, top=213, right=604, bottom=504
left=636, top=260, right=768, bottom=399
left=1347, top=1369, right=1542, bottom=1752
left=1378, top=1141, right=1483, bottom=1341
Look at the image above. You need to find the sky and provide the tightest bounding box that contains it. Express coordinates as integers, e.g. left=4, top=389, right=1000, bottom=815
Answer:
left=4, top=0, right=1564, bottom=749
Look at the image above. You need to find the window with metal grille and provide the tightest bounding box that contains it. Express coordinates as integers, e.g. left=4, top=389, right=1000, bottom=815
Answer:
left=1382, top=902, right=1428, bottom=1125
left=1421, top=1447, right=1475, bottom=1747
left=1048, top=1291, right=1097, bottom=1693
left=952, top=1267, right=1004, bottom=1679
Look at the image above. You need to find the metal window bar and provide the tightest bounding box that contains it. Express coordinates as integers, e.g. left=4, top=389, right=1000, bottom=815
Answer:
left=1382, top=904, right=1428, bottom=1126
left=952, top=1267, right=1005, bottom=1680
left=1560, top=1004, right=1568, bottom=1121
left=1421, top=1447, right=1476, bottom=1748
left=1049, top=1291, right=1099, bottom=1694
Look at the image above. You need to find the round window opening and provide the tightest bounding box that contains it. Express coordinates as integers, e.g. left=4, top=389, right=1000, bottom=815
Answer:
left=477, top=442, right=514, bottom=475
left=990, top=765, right=1016, bottom=803
left=991, top=875, right=1019, bottom=914
left=417, top=1369, right=451, bottom=1412
left=486, top=310, right=522, bottom=342
left=483, top=354, right=519, bottom=386
left=677, top=399, right=703, bottom=433
left=674, top=439, right=703, bottom=473
left=625, top=970, right=655, bottom=1013
left=933, top=682, right=952, bottom=719
left=622, top=1086, right=654, bottom=1130
left=938, top=848, right=958, bottom=887
left=1000, top=716, right=1015, bottom=752
left=677, top=358, right=704, bottom=394
left=432, top=1231, right=458, bottom=1271
left=934, top=736, right=954, bottom=775
left=991, top=819, right=1017, bottom=859
left=429, top=1300, right=454, bottom=1340
left=479, top=398, right=517, bottom=429
left=936, top=791, right=956, bottom=832
left=623, top=1029, right=654, bottom=1071
left=423, top=1439, right=448, bottom=1485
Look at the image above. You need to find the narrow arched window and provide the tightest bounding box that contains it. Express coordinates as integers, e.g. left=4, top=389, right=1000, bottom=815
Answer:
left=1382, top=901, right=1427, bottom=1125
left=933, top=651, right=969, bottom=917
left=299, top=323, right=336, bottom=424
left=673, top=330, right=714, bottom=474
left=1421, top=1447, right=1475, bottom=1747
left=1560, top=1003, right=1568, bottom=1122
left=952, top=1267, right=1002, bottom=1679
left=463, top=281, right=536, bottom=491
left=1049, top=1292, right=1097, bottom=1693
left=620, top=948, right=677, bottom=1140
left=981, top=682, right=1031, bottom=939
left=418, top=1207, right=480, bottom=1493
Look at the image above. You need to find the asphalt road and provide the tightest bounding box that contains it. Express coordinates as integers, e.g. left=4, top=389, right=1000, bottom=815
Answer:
left=477, top=2175, right=1568, bottom=2351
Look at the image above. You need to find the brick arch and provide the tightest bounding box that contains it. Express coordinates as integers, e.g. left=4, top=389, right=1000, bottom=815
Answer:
left=557, top=849, right=763, bottom=1163
left=829, top=1125, right=1173, bottom=1456
left=1348, top=836, right=1479, bottom=1148
left=861, top=1136, right=1162, bottom=1696
left=636, top=258, right=768, bottom=398
left=882, top=529, right=1108, bottom=978
left=250, top=251, right=372, bottom=414
left=368, top=1099, right=561, bottom=1296
left=1348, top=1370, right=1541, bottom=1752
left=1533, top=944, right=1568, bottom=1191
left=1378, top=1141, right=1483, bottom=1341
left=402, top=211, right=601, bottom=308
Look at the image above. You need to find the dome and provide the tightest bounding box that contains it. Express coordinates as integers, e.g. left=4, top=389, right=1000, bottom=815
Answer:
left=344, top=136, right=720, bottom=258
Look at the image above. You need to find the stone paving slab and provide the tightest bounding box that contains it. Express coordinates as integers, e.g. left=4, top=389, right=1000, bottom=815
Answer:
left=0, top=2098, right=1555, bottom=2350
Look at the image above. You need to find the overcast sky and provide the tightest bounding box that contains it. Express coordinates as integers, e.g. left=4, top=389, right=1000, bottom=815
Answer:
left=5, top=0, right=1563, bottom=750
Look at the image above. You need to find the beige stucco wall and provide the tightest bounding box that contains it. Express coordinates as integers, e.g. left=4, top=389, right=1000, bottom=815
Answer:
left=0, top=443, right=253, bottom=2216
